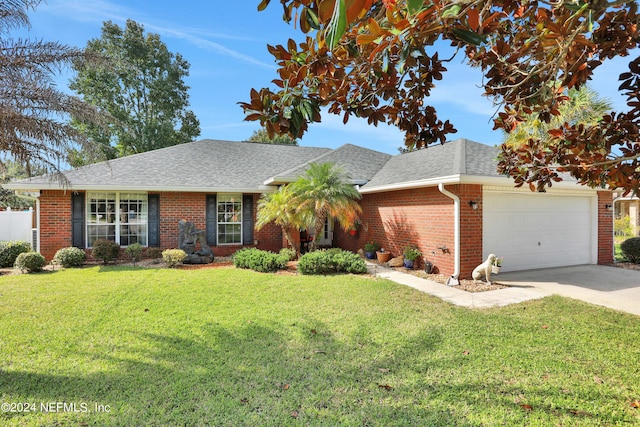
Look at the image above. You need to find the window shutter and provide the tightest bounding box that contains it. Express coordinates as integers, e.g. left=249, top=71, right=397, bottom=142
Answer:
left=242, top=194, right=253, bottom=245
left=148, top=194, right=160, bottom=247
left=71, top=192, right=85, bottom=248
left=206, top=194, right=217, bottom=245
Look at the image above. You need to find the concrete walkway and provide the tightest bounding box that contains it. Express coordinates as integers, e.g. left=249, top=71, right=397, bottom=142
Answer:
left=367, top=263, right=640, bottom=316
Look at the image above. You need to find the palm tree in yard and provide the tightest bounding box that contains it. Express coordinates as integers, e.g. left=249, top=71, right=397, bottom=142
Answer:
left=1, top=0, right=105, bottom=177
left=503, top=86, right=611, bottom=147
left=256, top=185, right=309, bottom=251
left=291, top=162, right=362, bottom=251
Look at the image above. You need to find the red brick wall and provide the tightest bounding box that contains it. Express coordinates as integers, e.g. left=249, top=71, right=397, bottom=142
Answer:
left=37, top=191, right=283, bottom=260
left=335, top=184, right=484, bottom=278
left=597, top=191, right=614, bottom=265
left=336, top=186, right=459, bottom=276
left=39, top=190, right=73, bottom=261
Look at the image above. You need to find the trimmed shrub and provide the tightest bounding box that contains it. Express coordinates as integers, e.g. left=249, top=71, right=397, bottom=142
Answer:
left=232, top=248, right=287, bottom=273
left=279, top=247, right=297, bottom=262
left=621, top=237, right=640, bottom=263
left=125, top=243, right=144, bottom=265
left=0, top=241, right=32, bottom=268
left=162, top=249, right=187, bottom=268
left=146, top=247, right=163, bottom=262
left=53, top=247, right=86, bottom=268
left=91, top=239, right=120, bottom=264
left=298, top=248, right=367, bottom=275
left=14, top=252, right=46, bottom=273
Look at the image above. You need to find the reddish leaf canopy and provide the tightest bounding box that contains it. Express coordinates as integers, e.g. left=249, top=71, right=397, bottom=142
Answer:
left=242, top=0, right=640, bottom=192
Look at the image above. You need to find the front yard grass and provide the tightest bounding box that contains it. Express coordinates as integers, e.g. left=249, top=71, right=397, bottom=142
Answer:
left=1, top=266, right=639, bottom=426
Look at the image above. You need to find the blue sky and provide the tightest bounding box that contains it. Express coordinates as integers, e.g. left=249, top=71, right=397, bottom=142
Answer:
left=18, top=0, right=633, bottom=155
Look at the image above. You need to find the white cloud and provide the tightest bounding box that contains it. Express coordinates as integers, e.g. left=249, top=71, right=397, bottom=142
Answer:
left=41, top=0, right=275, bottom=69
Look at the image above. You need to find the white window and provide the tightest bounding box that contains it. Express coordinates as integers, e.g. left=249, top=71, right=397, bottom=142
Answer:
left=217, top=193, right=242, bottom=244
left=87, top=192, right=148, bottom=247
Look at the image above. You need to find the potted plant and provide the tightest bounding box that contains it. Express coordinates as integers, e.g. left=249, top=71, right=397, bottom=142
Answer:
left=403, top=245, right=422, bottom=269
left=492, top=257, right=503, bottom=274
left=364, top=241, right=379, bottom=259
left=376, top=248, right=391, bottom=263
left=348, top=220, right=361, bottom=236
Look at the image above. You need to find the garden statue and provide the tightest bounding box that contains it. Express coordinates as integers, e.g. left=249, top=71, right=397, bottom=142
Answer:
left=178, top=219, right=214, bottom=264
left=472, top=254, right=497, bottom=284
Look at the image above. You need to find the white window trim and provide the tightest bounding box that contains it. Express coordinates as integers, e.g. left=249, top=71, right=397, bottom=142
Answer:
left=217, top=193, right=243, bottom=245
left=86, top=191, right=148, bottom=248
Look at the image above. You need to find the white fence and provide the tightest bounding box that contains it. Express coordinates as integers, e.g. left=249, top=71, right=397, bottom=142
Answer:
left=0, top=207, right=34, bottom=244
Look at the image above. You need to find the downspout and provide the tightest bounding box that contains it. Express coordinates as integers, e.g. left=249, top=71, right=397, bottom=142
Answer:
left=438, top=183, right=460, bottom=285
left=14, top=191, right=40, bottom=253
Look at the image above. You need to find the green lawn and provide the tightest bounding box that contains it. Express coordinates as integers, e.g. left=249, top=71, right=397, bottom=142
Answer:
left=1, top=266, right=639, bottom=426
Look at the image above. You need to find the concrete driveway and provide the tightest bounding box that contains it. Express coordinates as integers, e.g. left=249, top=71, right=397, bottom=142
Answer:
left=497, top=265, right=640, bottom=316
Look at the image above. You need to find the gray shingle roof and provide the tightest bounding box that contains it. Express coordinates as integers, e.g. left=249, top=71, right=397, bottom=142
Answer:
left=7, top=138, right=509, bottom=192
left=267, top=144, right=392, bottom=184
left=9, top=140, right=332, bottom=192
left=361, top=138, right=500, bottom=190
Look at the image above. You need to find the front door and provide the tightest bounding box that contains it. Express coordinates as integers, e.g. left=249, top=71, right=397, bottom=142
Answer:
left=316, top=216, right=334, bottom=247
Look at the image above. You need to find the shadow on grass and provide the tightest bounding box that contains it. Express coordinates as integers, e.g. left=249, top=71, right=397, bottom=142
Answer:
left=2, top=313, right=623, bottom=426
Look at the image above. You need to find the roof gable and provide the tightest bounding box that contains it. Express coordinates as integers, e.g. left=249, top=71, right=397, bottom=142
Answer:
left=362, top=138, right=500, bottom=190
left=266, top=144, right=392, bottom=184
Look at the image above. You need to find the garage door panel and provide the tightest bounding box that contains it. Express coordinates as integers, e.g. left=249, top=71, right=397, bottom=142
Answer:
left=483, top=192, right=593, bottom=272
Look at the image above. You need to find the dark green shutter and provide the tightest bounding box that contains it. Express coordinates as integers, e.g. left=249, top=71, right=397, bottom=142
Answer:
left=242, top=194, right=253, bottom=245
left=148, top=194, right=160, bottom=247
left=71, top=192, right=85, bottom=248
left=206, top=194, right=217, bottom=245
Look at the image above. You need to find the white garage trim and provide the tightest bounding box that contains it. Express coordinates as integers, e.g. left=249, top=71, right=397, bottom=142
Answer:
left=483, top=187, right=598, bottom=272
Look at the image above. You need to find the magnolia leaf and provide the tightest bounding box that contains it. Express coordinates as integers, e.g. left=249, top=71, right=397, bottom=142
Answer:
left=407, top=0, right=423, bottom=15
left=257, top=0, right=270, bottom=12
left=451, top=28, right=487, bottom=46
left=326, top=0, right=347, bottom=50
left=442, top=4, right=461, bottom=19
left=304, top=8, right=321, bottom=30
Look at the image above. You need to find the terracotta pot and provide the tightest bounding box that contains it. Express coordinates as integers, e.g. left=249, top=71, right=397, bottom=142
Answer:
left=376, top=251, right=391, bottom=263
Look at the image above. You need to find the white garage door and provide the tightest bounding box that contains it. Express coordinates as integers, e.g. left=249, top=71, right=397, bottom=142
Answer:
left=483, top=191, right=595, bottom=272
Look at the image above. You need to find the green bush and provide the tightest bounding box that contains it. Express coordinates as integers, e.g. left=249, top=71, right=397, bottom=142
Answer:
left=232, top=248, right=287, bottom=273
left=53, top=247, right=86, bottom=268
left=162, top=249, right=187, bottom=268
left=0, top=240, right=32, bottom=268
left=146, top=247, right=163, bottom=261
left=298, top=248, right=367, bottom=275
left=621, top=237, right=640, bottom=263
left=279, top=247, right=297, bottom=262
left=14, top=252, right=46, bottom=273
left=91, top=239, right=120, bottom=264
left=125, top=243, right=144, bottom=265
left=615, top=215, right=634, bottom=238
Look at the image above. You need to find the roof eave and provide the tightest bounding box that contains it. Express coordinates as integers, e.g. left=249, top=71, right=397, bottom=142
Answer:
left=359, top=174, right=604, bottom=194
left=359, top=175, right=462, bottom=194
left=4, top=182, right=275, bottom=194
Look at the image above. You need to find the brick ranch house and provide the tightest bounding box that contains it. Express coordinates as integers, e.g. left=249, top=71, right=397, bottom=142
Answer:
left=6, top=138, right=613, bottom=278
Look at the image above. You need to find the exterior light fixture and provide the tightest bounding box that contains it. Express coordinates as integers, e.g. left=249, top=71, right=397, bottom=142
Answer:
left=469, top=200, right=479, bottom=210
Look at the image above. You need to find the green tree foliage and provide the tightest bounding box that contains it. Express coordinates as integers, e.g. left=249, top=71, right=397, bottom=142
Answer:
left=244, top=0, right=640, bottom=192
left=290, top=162, right=361, bottom=251
left=70, top=19, right=200, bottom=161
left=1, top=161, right=40, bottom=209
left=0, top=0, right=105, bottom=177
left=247, top=128, right=298, bottom=145
left=256, top=185, right=309, bottom=251
left=503, top=86, right=612, bottom=148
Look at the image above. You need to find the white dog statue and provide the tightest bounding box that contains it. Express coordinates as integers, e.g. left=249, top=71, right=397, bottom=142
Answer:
left=472, top=254, right=496, bottom=284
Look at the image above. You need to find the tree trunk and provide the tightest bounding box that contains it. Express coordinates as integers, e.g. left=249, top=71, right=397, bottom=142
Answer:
left=309, top=212, right=326, bottom=252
